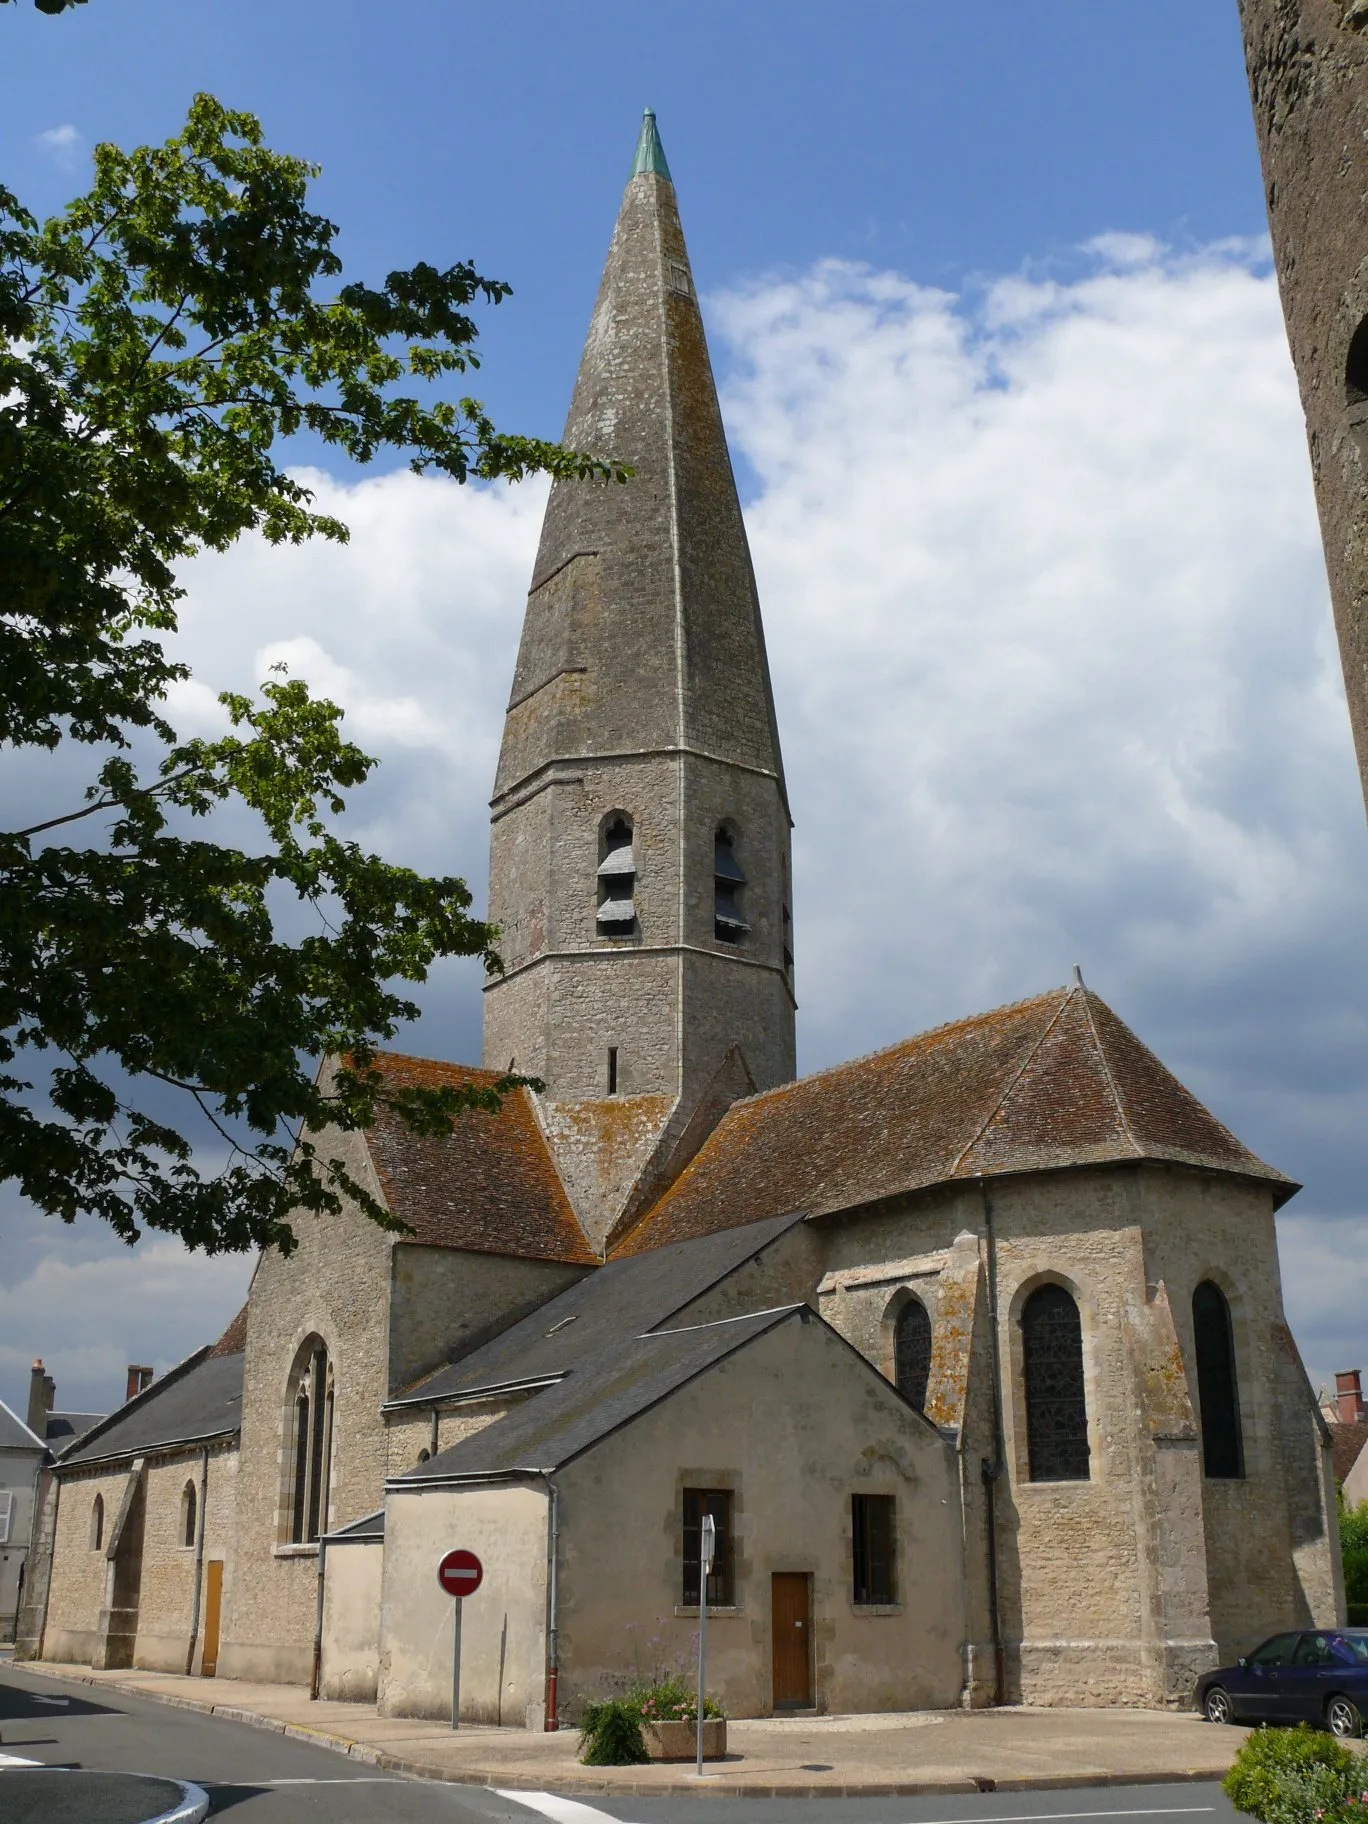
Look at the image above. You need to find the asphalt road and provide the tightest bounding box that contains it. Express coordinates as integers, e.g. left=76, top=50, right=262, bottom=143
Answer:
left=0, top=1659, right=1243, bottom=1824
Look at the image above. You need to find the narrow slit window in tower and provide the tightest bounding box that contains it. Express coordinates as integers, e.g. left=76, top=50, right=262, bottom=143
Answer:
left=607, top=1046, right=618, bottom=1096
left=714, top=828, right=748, bottom=943
left=597, top=817, right=637, bottom=936
left=1193, top=1280, right=1244, bottom=1479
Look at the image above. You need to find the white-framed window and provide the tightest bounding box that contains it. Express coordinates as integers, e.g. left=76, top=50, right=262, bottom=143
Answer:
left=0, top=1489, right=13, bottom=1545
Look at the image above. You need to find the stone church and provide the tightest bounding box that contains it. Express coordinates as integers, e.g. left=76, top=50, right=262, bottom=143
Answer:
left=20, top=111, right=1341, bottom=1724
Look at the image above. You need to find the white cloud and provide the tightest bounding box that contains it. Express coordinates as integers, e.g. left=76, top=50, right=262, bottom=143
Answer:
left=36, top=123, right=82, bottom=170
left=6, top=236, right=1366, bottom=1413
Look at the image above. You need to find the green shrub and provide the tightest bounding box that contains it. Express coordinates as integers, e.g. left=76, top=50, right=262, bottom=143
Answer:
left=579, top=1698, right=649, bottom=1766
left=1224, top=1726, right=1364, bottom=1824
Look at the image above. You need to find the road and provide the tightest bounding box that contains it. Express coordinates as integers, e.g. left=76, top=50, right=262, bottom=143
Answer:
left=0, top=1659, right=1242, bottom=1824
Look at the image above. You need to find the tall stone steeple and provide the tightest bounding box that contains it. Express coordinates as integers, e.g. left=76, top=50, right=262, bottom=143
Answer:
left=484, top=110, right=796, bottom=1251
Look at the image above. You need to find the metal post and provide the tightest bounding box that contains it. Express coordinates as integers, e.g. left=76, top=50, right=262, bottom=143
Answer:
left=696, top=1511, right=715, bottom=1778
left=451, top=1596, right=463, bottom=1730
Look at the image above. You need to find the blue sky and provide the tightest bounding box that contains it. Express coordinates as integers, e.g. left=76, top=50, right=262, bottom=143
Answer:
left=5, top=4, right=1368, bottom=1419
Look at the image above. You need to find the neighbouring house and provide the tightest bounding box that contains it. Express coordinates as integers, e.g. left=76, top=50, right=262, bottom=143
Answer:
left=0, top=1400, right=45, bottom=1643
left=1324, top=1370, right=1368, bottom=1509
left=18, top=108, right=1343, bottom=1719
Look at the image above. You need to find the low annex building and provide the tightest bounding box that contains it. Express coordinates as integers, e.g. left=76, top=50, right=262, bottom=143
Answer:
left=19, top=111, right=1342, bottom=1720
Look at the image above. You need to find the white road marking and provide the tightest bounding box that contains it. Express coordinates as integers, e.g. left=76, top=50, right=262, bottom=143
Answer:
left=259, top=1777, right=411, bottom=1785
left=0, top=1752, right=43, bottom=1768
left=496, top=1792, right=632, bottom=1824
left=30, top=1695, right=68, bottom=1705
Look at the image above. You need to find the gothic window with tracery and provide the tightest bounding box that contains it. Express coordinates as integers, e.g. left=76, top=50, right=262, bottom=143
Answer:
left=284, top=1338, right=335, bottom=1543
left=1021, top=1283, right=1090, bottom=1482
left=1193, top=1280, right=1244, bottom=1479
left=894, top=1298, right=932, bottom=1412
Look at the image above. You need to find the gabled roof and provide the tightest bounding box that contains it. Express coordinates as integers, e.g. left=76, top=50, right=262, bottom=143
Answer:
left=364, top=1054, right=595, bottom=1265
left=44, top=1411, right=104, bottom=1451
left=391, top=1209, right=806, bottom=1408
left=58, top=1349, right=243, bottom=1469
left=0, top=1399, right=45, bottom=1453
left=1330, top=1419, right=1368, bottom=1484
left=616, top=983, right=1295, bottom=1255
left=394, top=1305, right=800, bottom=1483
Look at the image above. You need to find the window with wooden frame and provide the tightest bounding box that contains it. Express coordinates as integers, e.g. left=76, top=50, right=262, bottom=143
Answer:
left=682, top=1487, right=733, bottom=1607
left=852, top=1493, right=896, bottom=1605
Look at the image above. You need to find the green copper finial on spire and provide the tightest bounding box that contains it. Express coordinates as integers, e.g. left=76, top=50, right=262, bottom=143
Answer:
left=629, top=107, right=672, bottom=181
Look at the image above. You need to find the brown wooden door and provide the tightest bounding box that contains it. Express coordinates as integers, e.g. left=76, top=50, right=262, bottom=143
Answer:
left=771, top=1573, right=811, bottom=1708
left=200, top=1561, right=223, bottom=1677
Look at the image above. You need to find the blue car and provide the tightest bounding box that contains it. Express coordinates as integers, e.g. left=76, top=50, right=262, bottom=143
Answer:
left=1198, top=1629, right=1368, bottom=1738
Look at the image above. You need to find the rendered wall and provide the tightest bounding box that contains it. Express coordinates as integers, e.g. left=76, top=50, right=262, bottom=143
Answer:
left=0, top=1444, right=42, bottom=1642
left=320, top=1539, right=384, bottom=1701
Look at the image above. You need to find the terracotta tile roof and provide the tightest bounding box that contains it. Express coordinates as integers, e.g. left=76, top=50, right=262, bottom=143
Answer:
left=615, top=984, right=1295, bottom=1256
left=1330, top=1419, right=1368, bottom=1484
left=209, top=1303, right=248, bottom=1358
left=364, top=1053, right=595, bottom=1264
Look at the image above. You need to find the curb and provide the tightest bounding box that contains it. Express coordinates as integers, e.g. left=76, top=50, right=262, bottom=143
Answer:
left=10, top=1662, right=1236, bottom=1798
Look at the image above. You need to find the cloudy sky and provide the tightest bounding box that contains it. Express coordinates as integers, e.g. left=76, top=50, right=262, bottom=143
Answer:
left=2, top=4, right=1366, bottom=1419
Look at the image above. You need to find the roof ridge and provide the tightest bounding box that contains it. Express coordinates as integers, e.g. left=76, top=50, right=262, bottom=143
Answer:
left=54, top=1345, right=211, bottom=1462
left=1078, top=987, right=1144, bottom=1157
left=0, top=1396, right=45, bottom=1450
left=721, top=984, right=1081, bottom=1122
left=947, top=984, right=1076, bottom=1176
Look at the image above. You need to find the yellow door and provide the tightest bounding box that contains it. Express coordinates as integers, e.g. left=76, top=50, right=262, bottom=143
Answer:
left=201, top=1561, right=223, bottom=1677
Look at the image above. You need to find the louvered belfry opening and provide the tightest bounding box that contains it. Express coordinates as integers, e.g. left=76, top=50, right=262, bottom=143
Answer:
left=596, top=816, right=636, bottom=936
left=714, top=827, right=748, bottom=944
left=1022, top=1283, right=1090, bottom=1482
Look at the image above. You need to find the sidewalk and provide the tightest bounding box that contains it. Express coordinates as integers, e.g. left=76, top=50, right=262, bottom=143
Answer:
left=15, top=1659, right=1253, bottom=1796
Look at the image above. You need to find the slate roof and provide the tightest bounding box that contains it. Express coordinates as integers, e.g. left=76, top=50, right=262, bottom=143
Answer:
left=44, top=1412, right=104, bottom=1452
left=59, top=1349, right=243, bottom=1469
left=325, top=1508, right=385, bottom=1542
left=0, top=1399, right=44, bottom=1453
left=616, top=983, right=1296, bottom=1255
left=364, top=1054, right=595, bottom=1264
left=394, top=1305, right=800, bottom=1483
left=1330, top=1420, right=1368, bottom=1484
left=390, top=1209, right=807, bottom=1408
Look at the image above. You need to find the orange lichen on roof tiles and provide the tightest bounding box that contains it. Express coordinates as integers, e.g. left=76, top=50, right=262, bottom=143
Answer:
left=364, top=1052, right=595, bottom=1264
left=615, top=984, right=1295, bottom=1257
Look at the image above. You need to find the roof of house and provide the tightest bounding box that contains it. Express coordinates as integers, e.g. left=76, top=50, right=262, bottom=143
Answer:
left=616, top=983, right=1295, bottom=1255
left=44, top=1411, right=105, bottom=1452
left=364, top=1054, right=596, bottom=1264
left=394, top=1304, right=801, bottom=1483
left=391, top=1209, right=807, bottom=1408
left=59, top=1349, right=243, bottom=1469
left=0, top=1399, right=45, bottom=1453
left=1330, top=1420, right=1368, bottom=1484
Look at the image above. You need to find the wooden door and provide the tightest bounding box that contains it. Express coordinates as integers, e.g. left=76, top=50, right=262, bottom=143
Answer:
left=200, top=1561, right=223, bottom=1677
left=771, top=1573, right=811, bottom=1708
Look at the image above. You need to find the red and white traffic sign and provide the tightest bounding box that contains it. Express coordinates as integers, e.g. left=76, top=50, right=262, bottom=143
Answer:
left=437, top=1548, right=483, bottom=1598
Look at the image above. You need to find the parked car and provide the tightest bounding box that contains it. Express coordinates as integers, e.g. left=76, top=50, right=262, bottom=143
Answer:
left=1198, top=1629, right=1368, bottom=1737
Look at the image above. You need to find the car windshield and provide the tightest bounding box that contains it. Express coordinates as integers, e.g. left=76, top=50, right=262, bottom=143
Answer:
left=1336, top=1633, right=1368, bottom=1663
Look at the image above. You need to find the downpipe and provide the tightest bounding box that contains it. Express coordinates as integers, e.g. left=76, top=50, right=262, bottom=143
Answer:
left=543, top=1476, right=560, bottom=1730
left=310, top=1535, right=328, bottom=1701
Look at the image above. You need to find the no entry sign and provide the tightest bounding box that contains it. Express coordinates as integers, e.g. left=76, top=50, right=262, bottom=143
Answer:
left=437, top=1548, right=483, bottom=1599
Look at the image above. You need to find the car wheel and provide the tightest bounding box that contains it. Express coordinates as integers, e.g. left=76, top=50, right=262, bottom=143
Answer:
left=1204, top=1686, right=1234, bottom=1725
left=1326, top=1696, right=1363, bottom=1739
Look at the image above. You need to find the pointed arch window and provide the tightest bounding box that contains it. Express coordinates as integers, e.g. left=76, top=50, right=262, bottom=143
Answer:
left=894, top=1298, right=932, bottom=1412
left=91, top=1493, right=104, bottom=1552
left=714, top=827, right=748, bottom=943
left=1193, top=1281, right=1244, bottom=1479
left=1022, top=1283, right=1090, bottom=1482
left=181, top=1480, right=198, bottom=1549
left=284, top=1338, right=335, bottom=1544
left=1347, top=315, right=1368, bottom=405
left=597, top=815, right=637, bottom=935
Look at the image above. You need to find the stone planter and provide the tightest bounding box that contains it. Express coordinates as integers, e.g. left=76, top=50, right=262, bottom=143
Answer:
left=641, top=1718, right=727, bottom=1761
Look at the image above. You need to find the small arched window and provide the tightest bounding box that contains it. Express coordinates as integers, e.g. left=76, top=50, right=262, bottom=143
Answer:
left=90, top=1493, right=104, bottom=1552
left=1346, top=315, right=1368, bottom=405
left=714, top=828, right=748, bottom=943
left=181, top=1480, right=198, bottom=1549
left=1022, top=1283, right=1090, bottom=1482
left=417, top=1448, right=431, bottom=1465
left=1193, top=1280, right=1244, bottom=1479
left=284, top=1338, right=335, bottom=1544
left=894, top=1298, right=932, bottom=1412
left=597, top=815, right=636, bottom=936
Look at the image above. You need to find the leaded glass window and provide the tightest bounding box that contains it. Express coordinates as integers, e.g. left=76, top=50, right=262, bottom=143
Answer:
left=1193, top=1280, right=1244, bottom=1479
left=1022, top=1283, right=1090, bottom=1482
left=894, top=1299, right=932, bottom=1412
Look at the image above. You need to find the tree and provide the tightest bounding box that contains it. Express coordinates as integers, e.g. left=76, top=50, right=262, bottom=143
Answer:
left=1, top=1, right=87, bottom=12
left=0, top=95, right=623, bottom=1254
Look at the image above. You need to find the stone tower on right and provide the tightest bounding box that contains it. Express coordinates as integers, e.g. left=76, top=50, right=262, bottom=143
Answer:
left=1238, top=0, right=1368, bottom=818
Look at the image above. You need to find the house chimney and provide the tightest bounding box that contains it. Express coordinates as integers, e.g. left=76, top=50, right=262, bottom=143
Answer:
left=26, top=1359, right=54, bottom=1438
left=125, top=1364, right=154, bottom=1404
left=1336, top=1369, right=1365, bottom=1424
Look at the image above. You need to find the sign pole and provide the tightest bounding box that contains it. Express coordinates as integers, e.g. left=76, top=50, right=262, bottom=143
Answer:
left=452, top=1595, right=462, bottom=1730
left=696, top=1512, right=715, bottom=1779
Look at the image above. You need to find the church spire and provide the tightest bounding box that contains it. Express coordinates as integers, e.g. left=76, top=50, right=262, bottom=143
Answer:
left=484, top=113, right=796, bottom=1251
